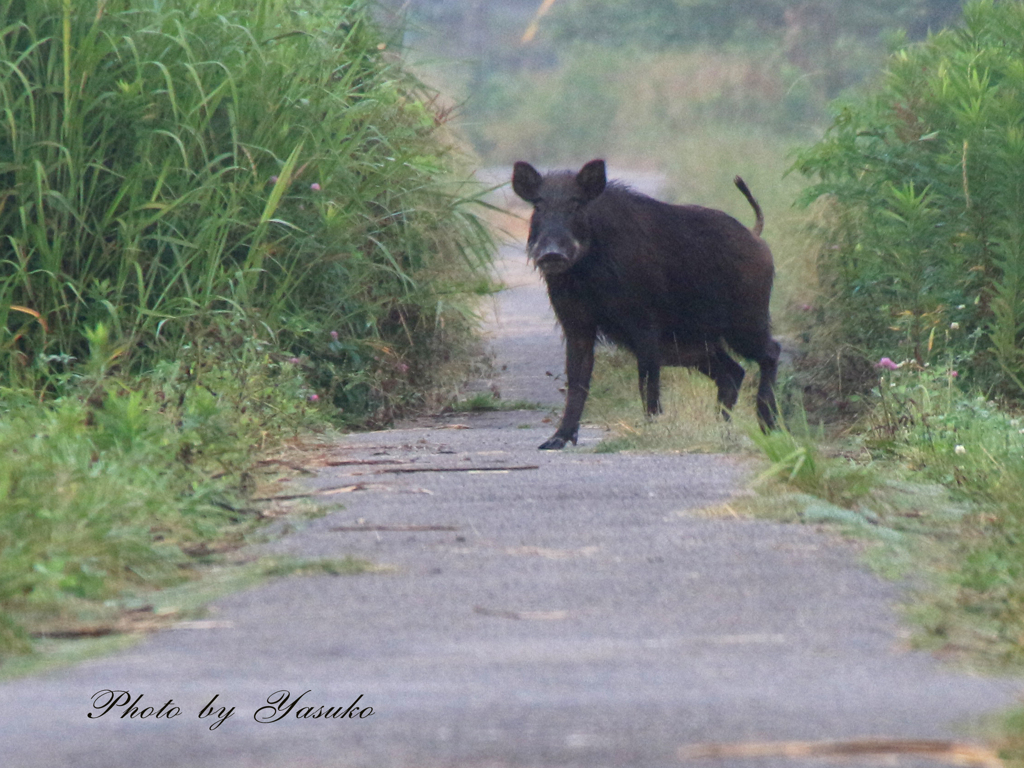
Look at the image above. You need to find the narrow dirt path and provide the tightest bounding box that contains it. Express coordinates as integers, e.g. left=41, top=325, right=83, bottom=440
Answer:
left=1, top=232, right=1020, bottom=768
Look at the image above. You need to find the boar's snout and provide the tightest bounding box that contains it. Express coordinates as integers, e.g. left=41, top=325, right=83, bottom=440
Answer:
left=529, top=234, right=579, bottom=275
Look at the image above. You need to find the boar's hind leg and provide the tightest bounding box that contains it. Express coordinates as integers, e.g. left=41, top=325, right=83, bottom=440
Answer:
left=755, top=339, right=781, bottom=431
left=540, top=329, right=596, bottom=450
left=696, top=346, right=745, bottom=420
left=634, top=327, right=663, bottom=417
left=637, top=360, right=662, bottom=417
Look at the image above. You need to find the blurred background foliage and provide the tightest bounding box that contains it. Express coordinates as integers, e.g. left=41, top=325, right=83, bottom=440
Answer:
left=392, top=0, right=967, bottom=163
left=3, top=0, right=1024, bottom=684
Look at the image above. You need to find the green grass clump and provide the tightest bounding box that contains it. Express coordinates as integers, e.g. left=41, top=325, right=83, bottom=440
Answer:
left=0, top=394, right=237, bottom=652
left=748, top=421, right=877, bottom=510
left=450, top=391, right=542, bottom=412
left=0, top=313, right=341, bottom=654
left=857, top=360, right=1024, bottom=662
left=0, top=308, right=369, bottom=657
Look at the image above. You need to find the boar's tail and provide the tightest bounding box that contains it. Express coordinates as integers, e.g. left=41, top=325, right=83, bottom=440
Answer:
left=733, top=176, right=764, bottom=237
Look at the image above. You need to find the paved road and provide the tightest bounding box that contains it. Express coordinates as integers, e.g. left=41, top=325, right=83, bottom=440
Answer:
left=1, top=238, right=1021, bottom=767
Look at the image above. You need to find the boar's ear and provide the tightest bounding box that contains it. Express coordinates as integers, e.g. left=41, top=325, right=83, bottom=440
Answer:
left=512, top=161, right=543, bottom=203
left=576, top=159, right=606, bottom=202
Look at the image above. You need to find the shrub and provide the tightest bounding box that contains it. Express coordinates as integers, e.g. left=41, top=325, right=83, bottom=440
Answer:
left=793, top=0, right=1024, bottom=399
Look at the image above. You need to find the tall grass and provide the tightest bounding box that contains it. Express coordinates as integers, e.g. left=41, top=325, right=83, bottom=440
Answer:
left=0, top=0, right=495, bottom=415
left=0, top=0, right=497, bottom=657
left=855, top=359, right=1024, bottom=662
left=783, top=5, right=1024, bottom=666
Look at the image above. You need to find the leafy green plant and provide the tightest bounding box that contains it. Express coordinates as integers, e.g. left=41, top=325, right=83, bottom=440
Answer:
left=793, top=0, right=1024, bottom=398
left=0, top=394, right=233, bottom=647
left=0, top=308, right=349, bottom=655
left=864, top=358, right=1024, bottom=491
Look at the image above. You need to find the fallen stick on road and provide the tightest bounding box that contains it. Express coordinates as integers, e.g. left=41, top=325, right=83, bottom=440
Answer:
left=254, top=483, right=438, bottom=502
left=678, top=738, right=1003, bottom=767
left=375, top=465, right=539, bottom=474
left=323, top=458, right=409, bottom=466
left=474, top=606, right=569, bottom=621
left=329, top=524, right=459, bottom=532
left=252, top=484, right=366, bottom=501
left=254, top=458, right=317, bottom=474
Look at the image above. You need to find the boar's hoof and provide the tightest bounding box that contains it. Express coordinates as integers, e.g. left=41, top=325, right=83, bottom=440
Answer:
left=538, top=435, right=569, bottom=450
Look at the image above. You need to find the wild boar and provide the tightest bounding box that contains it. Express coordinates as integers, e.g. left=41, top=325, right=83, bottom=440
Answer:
left=512, top=159, right=780, bottom=449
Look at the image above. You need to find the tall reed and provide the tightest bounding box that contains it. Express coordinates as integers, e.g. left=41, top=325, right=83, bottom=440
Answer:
left=0, top=0, right=495, bottom=412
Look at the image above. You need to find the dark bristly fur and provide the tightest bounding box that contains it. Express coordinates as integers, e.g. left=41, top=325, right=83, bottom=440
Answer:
left=512, top=159, right=780, bottom=450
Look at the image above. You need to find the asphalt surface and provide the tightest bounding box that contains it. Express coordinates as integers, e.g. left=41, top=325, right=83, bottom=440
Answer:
left=1, top=200, right=1021, bottom=767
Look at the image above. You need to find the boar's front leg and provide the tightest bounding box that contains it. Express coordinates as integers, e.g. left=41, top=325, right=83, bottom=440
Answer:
left=540, top=328, right=596, bottom=450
